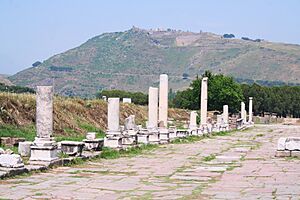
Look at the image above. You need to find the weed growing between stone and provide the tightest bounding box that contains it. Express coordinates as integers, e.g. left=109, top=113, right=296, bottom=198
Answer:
left=100, top=144, right=159, bottom=159
left=202, top=154, right=216, bottom=162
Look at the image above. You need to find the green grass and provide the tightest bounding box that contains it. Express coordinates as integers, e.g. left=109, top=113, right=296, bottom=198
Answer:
left=58, top=152, right=69, bottom=158
left=0, top=144, right=18, bottom=154
left=100, top=147, right=120, bottom=159
left=171, top=135, right=205, bottom=144
left=100, top=144, right=158, bottom=159
left=213, top=131, right=231, bottom=136
left=202, top=154, right=216, bottom=162
left=0, top=124, right=36, bottom=141
left=55, top=122, right=105, bottom=142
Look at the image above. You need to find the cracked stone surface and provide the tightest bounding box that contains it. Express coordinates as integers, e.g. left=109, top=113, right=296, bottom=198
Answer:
left=1, top=124, right=300, bottom=199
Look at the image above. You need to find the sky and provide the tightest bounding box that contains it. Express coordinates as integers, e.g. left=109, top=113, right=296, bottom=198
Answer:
left=0, top=0, right=300, bottom=75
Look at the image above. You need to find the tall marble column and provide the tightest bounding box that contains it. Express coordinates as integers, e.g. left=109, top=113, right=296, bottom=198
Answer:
left=248, top=97, right=253, bottom=123
left=223, top=105, right=229, bottom=124
left=200, top=77, right=208, bottom=125
left=107, top=98, right=120, bottom=133
left=159, top=74, right=168, bottom=128
left=148, top=87, right=158, bottom=129
left=241, top=102, right=246, bottom=122
left=30, top=86, right=58, bottom=163
left=189, top=111, right=198, bottom=129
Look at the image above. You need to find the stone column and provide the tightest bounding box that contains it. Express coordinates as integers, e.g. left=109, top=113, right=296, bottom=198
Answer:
left=107, top=98, right=120, bottom=133
left=189, top=111, right=197, bottom=129
left=148, top=87, right=158, bottom=129
left=223, top=105, right=229, bottom=124
left=30, top=86, right=58, bottom=163
left=36, top=86, right=53, bottom=140
left=159, top=74, right=168, bottom=128
left=241, top=102, right=246, bottom=122
left=248, top=97, right=253, bottom=123
left=200, top=77, right=208, bottom=125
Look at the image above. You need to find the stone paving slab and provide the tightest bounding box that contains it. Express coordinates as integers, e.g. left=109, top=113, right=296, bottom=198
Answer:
left=0, top=124, right=300, bottom=199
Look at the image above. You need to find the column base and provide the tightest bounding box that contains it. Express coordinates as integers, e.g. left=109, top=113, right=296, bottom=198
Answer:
left=29, top=145, right=58, bottom=164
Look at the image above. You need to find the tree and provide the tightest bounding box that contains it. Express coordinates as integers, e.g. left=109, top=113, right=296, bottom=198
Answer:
left=173, top=71, right=244, bottom=113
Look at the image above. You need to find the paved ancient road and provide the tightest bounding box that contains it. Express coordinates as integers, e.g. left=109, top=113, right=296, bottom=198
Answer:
left=1, top=124, right=300, bottom=199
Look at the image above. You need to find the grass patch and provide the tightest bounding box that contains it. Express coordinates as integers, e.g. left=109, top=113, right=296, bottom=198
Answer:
left=171, top=135, right=204, bottom=144
left=213, top=131, right=231, bottom=136
left=78, top=121, right=105, bottom=138
left=100, top=144, right=158, bottom=159
left=58, top=152, right=69, bottom=158
left=0, top=144, right=18, bottom=154
left=202, top=154, right=216, bottom=162
left=100, top=147, right=120, bottom=159
left=0, top=124, right=36, bottom=141
left=256, top=133, right=264, bottom=137
left=34, top=193, right=44, bottom=196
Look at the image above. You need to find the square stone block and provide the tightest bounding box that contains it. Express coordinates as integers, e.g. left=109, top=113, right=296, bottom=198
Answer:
left=277, top=137, right=287, bottom=150
left=61, top=141, right=84, bottom=156
left=169, top=131, right=177, bottom=140
left=176, top=130, right=188, bottom=138
left=104, top=137, right=122, bottom=148
left=86, top=132, right=96, bottom=140
left=148, top=134, right=160, bottom=144
left=285, top=137, right=300, bottom=150
left=122, top=136, right=136, bottom=146
left=83, top=139, right=104, bottom=151
left=291, top=151, right=300, bottom=158
left=18, top=141, right=33, bottom=157
left=275, top=150, right=291, bottom=157
left=0, top=154, right=24, bottom=168
left=30, top=145, right=58, bottom=162
left=137, top=134, right=149, bottom=144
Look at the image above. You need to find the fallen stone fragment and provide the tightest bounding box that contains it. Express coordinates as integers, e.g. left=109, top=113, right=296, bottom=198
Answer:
left=0, top=154, right=24, bottom=168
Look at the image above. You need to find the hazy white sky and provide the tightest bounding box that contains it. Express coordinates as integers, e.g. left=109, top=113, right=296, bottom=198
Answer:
left=1, top=0, right=300, bottom=75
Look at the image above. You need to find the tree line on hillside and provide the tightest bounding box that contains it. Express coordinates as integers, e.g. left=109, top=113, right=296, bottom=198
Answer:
left=0, top=83, right=35, bottom=94
left=96, top=71, right=300, bottom=118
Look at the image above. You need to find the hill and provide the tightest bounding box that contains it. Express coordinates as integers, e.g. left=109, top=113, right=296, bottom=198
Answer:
left=0, top=92, right=189, bottom=140
left=0, top=74, right=13, bottom=86
left=9, top=27, right=300, bottom=97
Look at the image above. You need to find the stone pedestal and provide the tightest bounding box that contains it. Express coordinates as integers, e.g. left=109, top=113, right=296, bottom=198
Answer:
left=137, top=130, right=150, bottom=144
left=83, top=139, right=104, bottom=151
left=104, top=136, right=122, bottom=149
left=61, top=141, right=84, bottom=156
left=159, top=128, right=169, bottom=144
left=168, top=127, right=177, bottom=140
left=176, top=129, right=189, bottom=138
left=30, top=142, right=58, bottom=162
left=159, top=74, right=168, bottom=128
left=30, top=86, right=58, bottom=164
left=148, top=129, right=160, bottom=144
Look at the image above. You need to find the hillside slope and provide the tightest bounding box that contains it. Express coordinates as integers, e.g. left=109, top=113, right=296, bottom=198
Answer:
left=10, top=27, right=300, bottom=97
left=0, top=74, right=13, bottom=86
left=0, top=92, right=189, bottom=138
